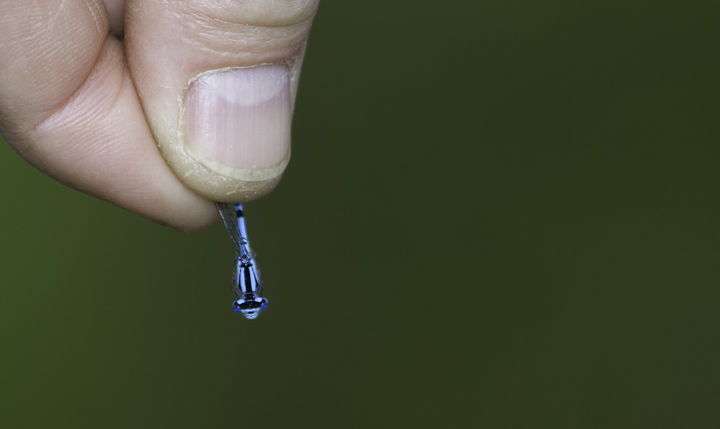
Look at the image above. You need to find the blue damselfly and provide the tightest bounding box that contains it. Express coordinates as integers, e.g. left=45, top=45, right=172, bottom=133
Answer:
left=216, top=203, right=268, bottom=320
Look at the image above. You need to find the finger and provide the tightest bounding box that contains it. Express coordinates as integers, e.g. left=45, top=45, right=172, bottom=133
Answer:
left=125, top=0, right=319, bottom=202
left=0, top=0, right=217, bottom=230
left=102, top=0, right=125, bottom=37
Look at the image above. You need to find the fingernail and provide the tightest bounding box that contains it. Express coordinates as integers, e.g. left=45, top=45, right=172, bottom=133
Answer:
left=184, top=65, right=291, bottom=181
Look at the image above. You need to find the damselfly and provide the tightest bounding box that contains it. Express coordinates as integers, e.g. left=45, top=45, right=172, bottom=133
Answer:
left=216, top=203, right=268, bottom=320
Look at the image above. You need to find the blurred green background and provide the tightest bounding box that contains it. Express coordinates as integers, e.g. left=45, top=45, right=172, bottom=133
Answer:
left=2, top=0, right=720, bottom=427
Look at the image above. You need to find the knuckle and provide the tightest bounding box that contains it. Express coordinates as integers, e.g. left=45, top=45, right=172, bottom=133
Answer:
left=172, top=0, right=317, bottom=64
left=185, top=0, right=319, bottom=27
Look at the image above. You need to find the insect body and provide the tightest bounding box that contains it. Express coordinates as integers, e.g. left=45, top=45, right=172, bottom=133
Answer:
left=216, top=203, right=268, bottom=320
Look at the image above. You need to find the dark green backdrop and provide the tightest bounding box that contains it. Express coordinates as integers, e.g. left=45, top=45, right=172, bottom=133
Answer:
left=2, top=1, right=720, bottom=427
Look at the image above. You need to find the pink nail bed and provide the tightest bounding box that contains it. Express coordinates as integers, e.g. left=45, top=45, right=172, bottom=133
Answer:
left=184, top=65, right=291, bottom=176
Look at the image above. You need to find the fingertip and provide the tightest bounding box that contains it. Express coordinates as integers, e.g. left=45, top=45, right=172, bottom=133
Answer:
left=125, top=0, right=317, bottom=202
left=149, top=203, right=219, bottom=232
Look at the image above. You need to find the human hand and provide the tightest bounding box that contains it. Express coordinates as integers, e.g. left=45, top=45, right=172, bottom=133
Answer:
left=0, top=0, right=318, bottom=230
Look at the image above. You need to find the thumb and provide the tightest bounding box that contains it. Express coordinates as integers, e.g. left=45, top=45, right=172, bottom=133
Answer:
left=125, top=0, right=318, bottom=202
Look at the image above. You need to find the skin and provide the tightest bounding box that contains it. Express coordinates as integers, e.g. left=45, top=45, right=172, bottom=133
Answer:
left=0, top=0, right=318, bottom=231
